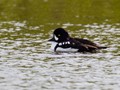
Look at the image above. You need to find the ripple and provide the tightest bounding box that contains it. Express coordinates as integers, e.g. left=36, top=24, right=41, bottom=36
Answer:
left=0, top=21, right=120, bottom=90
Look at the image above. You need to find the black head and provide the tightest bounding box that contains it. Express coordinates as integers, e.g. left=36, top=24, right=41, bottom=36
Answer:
left=48, top=28, right=70, bottom=42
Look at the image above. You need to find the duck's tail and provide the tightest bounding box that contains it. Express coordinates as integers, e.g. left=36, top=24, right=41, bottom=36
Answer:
left=98, top=46, right=108, bottom=49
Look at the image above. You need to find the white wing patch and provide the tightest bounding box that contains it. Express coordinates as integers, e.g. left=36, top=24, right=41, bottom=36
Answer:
left=65, top=42, right=68, bottom=44
left=49, top=41, right=78, bottom=52
left=67, top=41, right=70, bottom=44
left=59, top=43, right=62, bottom=46
left=58, top=41, right=70, bottom=46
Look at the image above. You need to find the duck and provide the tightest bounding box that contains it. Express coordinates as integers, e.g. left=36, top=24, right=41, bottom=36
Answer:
left=48, top=28, right=107, bottom=53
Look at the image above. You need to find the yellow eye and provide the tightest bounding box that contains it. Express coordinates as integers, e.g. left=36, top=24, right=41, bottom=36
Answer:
left=58, top=34, right=61, bottom=37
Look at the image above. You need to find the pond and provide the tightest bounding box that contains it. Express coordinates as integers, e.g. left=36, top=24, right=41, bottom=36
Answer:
left=0, top=0, right=120, bottom=90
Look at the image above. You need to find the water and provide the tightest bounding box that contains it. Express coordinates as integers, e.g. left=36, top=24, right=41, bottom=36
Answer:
left=0, top=0, right=120, bottom=90
left=0, top=21, right=119, bottom=90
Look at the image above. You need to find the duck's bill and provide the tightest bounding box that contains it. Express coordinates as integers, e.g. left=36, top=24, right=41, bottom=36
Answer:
left=48, top=37, right=55, bottom=42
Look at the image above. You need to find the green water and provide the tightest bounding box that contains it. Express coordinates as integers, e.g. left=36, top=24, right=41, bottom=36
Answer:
left=0, top=0, right=120, bottom=90
left=1, top=0, right=120, bottom=24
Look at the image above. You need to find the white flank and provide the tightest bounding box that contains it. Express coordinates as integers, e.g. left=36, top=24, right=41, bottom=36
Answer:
left=57, top=47, right=78, bottom=52
left=49, top=42, right=58, bottom=50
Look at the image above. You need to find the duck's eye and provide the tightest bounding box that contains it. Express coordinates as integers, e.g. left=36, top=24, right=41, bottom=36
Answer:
left=58, top=34, right=61, bottom=37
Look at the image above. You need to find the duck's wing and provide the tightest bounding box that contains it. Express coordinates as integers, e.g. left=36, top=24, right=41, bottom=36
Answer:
left=74, top=38, right=107, bottom=49
left=54, top=38, right=107, bottom=52
left=74, top=38, right=98, bottom=46
left=68, top=38, right=97, bottom=52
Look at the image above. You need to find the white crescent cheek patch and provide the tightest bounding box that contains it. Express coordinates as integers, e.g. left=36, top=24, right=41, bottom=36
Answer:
left=54, top=35, right=58, bottom=41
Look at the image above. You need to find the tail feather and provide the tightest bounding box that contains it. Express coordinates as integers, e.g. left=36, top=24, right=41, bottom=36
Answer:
left=98, top=46, right=108, bottom=49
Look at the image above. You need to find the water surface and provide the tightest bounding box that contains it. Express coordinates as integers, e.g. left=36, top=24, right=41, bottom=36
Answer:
left=0, top=0, right=120, bottom=90
left=0, top=21, right=120, bottom=90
